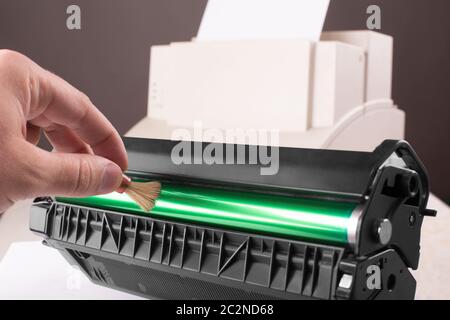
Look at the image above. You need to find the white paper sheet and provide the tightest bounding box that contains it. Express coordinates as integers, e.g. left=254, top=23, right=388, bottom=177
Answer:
left=197, top=0, right=330, bottom=42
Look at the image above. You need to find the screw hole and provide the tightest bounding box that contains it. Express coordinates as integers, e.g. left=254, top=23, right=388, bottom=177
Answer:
left=387, top=274, right=396, bottom=292
left=407, top=175, right=419, bottom=197
left=409, top=212, right=417, bottom=226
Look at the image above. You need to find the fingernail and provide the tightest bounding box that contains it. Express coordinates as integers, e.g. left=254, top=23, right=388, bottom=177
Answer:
left=98, top=163, right=121, bottom=194
left=116, top=174, right=132, bottom=193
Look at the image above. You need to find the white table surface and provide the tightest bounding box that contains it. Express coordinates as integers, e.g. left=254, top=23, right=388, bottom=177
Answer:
left=0, top=196, right=448, bottom=300
left=0, top=241, right=141, bottom=300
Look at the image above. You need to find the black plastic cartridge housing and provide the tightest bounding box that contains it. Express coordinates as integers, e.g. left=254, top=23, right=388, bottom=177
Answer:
left=30, top=138, right=435, bottom=300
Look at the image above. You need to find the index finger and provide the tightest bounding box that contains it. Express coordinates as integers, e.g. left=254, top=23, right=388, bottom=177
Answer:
left=31, top=66, right=128, bottom=170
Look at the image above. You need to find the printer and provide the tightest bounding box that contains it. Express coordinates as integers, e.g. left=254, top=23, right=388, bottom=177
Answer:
left=127, top=30, right=403, bottom=152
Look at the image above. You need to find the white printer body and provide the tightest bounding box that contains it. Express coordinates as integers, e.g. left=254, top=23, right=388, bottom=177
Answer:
left=127, top=30, right=404, bottom=152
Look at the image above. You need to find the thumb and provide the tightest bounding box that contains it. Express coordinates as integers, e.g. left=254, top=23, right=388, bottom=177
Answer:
left=26, top=145, right=123, bottom=197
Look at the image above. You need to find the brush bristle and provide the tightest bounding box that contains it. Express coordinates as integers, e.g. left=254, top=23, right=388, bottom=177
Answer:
left=124, top=181, right=161, bottom=211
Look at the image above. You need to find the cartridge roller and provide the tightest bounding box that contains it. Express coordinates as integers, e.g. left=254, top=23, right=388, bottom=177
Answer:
left=56, top=182, right=357, bottom=245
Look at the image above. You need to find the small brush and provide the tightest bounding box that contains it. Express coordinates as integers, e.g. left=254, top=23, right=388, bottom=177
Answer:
left=116, top=174, right=161, bottom=211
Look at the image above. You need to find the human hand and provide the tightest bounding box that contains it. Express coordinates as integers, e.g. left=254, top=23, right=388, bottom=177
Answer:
left=0, top=50, right=128, bottom=213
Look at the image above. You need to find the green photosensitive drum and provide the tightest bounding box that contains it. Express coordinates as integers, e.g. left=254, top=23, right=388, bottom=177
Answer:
left=56, top=182, right=357, bottom=245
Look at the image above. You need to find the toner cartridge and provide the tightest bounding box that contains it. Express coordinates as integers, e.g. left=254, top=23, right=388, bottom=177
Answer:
left=29, top=137, right=436, bottom=300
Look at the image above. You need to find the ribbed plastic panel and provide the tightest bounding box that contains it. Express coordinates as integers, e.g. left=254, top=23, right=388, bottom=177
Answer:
left=68, top=250, right=277, bottom=299
left=38, top=202, right=345, bottom=299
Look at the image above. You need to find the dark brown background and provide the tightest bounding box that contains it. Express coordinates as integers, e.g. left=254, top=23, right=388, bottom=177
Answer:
left=0, top=0, right=448, bottom=200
